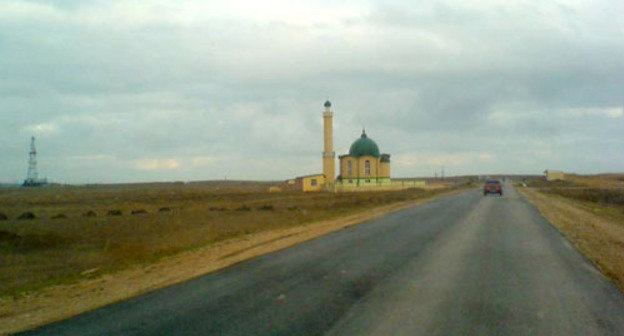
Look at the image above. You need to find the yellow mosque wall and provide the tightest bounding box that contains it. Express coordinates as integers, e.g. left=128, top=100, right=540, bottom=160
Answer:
left=340, top=157, right=357, bottom=179
left=380, top=162, right=390, bottom=178
left=340, top=156, right=385, bottom=180
left=357, top=155, right=379, bottom=179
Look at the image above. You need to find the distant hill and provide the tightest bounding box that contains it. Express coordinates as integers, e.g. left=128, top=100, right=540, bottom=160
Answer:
left=0, top=183, right=19, bottom=188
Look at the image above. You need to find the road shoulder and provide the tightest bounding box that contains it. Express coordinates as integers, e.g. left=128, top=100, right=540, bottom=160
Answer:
left=518, top=187, right=624, bottom=291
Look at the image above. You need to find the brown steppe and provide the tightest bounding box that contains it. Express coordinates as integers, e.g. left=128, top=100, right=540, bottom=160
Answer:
left=0, top=180, right=468, bottom=335
left=518, top=174, right=624, bottom=291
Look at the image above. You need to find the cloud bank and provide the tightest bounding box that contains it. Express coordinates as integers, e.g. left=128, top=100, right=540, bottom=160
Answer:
left=1, top=0, right=623, bottom=183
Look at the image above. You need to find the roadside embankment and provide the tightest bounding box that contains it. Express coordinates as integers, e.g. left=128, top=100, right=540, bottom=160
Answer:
left=518, top=187, right=624, bottom=291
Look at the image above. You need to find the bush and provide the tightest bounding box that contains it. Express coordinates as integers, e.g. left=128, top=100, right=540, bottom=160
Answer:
left=83, top=210, right=97, bottom=218
left=257, top=204, right=274, bottom=211
left=0, top=213, right=7, bottom=221
left=131, top=209, right=148, bottom=215
left=107, top=209, right=122, bottom=216
left=158, top=207, right=171, bottom=212
left=51, top=214, right=67, bottom=219
left=209, top=207, right=227, bottom=211
left=17, top=212, right=35, bottom=220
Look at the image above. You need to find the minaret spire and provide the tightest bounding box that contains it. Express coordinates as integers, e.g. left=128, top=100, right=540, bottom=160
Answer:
left=322, top=100, right=335, bottom=184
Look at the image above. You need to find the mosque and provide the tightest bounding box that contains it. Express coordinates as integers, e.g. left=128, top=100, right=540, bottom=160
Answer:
left=294, top=100, right=394, bottom=191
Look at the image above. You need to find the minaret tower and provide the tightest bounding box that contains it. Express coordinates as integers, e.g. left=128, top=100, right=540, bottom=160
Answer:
left=322, top=100, right=335, bottom=182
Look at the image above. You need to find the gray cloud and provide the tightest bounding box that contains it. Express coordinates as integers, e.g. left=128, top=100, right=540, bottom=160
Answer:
left=1, top=0, right=623, bottom=183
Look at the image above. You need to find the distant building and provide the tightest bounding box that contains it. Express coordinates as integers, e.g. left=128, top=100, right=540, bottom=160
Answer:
left=544, top=170, right=565, bottom=181
left=294, top=174, right=326, bottom=192
left=268, top=186, right=282, bottom=193
left=336, top=130, right=391, bottom=187
left=290, top=100, right=422, bottom=192
left=323, top=100, right=392, bottom=189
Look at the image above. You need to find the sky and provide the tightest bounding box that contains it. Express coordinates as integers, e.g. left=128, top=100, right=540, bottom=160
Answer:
left=1, top=0, right=623, bottom=183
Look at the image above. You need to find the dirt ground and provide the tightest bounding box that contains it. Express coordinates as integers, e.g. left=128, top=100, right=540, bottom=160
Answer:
left=519, top=187, right=624, bottom=291
left=0, top=181, right=465, bottom=297
left=0, top=188, right=466, bottom=335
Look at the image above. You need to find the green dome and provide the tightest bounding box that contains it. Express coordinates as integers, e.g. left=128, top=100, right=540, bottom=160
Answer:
left=349, top=130, right=380, bottom=158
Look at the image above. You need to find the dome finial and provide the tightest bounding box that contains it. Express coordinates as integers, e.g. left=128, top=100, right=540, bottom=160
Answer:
left=349, top=129, right=379, bottom=157
left=324, top=100, right=331, bottom=108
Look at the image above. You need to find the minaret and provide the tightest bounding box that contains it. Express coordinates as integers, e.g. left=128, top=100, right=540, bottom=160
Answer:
left=322, top=100, right=335, bottom=182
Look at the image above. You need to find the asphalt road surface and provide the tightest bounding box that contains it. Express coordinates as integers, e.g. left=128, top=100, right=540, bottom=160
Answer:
left=18, top=183, right=624, bottom=335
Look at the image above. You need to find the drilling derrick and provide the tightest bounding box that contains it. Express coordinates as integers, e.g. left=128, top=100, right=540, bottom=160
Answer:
left=23, top=136, right=47, bottom=187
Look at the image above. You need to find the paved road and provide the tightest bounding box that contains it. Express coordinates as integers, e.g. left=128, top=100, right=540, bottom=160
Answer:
left=18, top=183, right=624, bottom=335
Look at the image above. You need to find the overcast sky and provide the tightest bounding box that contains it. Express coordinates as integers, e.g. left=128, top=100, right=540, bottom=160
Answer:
left=1, top=0, right=623, bottom=183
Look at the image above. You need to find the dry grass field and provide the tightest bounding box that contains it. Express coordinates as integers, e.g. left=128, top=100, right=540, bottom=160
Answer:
left=518, top=174, right=624, bottom=290
left=565, top=173, right=624, bottom=188
left=0, top=180, right=467, bottom=297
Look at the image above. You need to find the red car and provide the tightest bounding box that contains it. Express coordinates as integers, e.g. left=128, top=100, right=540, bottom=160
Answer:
left=483, top=179, right=503, bottom=196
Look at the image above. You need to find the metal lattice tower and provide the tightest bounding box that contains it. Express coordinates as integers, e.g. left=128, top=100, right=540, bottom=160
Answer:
left=24, top=136, right=40, bottom=186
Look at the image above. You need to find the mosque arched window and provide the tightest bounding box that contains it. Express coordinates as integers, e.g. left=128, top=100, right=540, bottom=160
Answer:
left=347, top=161, right=353, bottom=175
left=364, top=160, right=371, bottom=176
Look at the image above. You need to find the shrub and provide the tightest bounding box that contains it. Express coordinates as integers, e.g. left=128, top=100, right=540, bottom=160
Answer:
left=83, top=211, right=97, bottom=218
left=51, top=214, right=67, bottom=219
left=107, top=209, right=122, bottom=216
left=0, top=213, right=7, bottom=220
left=17, top=212, right=35, bottom=220
left=209, top=207, right=227, bottom=211
left=158, top=207, right=171, bottom=212
left=131, top=209, right=148, bottom=215
left=257, top=204, right=275, bottom=211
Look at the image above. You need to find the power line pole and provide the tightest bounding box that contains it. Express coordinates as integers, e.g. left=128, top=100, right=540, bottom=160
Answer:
left=23, top=136, right=46, bottom=187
